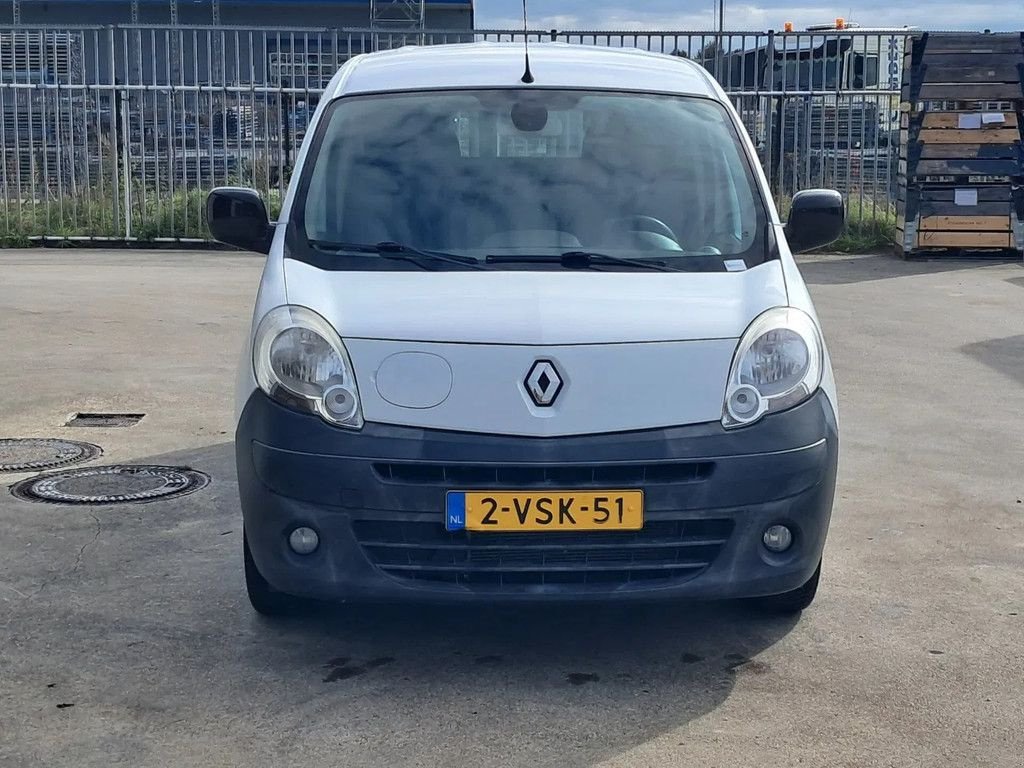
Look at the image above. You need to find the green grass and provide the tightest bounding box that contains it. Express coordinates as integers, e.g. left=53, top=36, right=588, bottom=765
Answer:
left=1, top=193, right=120, bottom=246
left=828, top=197, right=898, bottom=254
left=3, top=186, right=893, bottom=253
left=0, top=186, right=284, bottom=246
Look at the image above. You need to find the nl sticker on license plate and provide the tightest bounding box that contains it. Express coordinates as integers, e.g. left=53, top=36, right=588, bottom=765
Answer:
left=445, top=491, right=644, bottom=532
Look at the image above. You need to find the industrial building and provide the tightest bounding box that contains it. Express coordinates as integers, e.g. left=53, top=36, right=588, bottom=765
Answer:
left=1, top=0, right=476, bottom=87
left=0, top=0, right=477, bottom=213
left=5, top=0, right=474, bottom=29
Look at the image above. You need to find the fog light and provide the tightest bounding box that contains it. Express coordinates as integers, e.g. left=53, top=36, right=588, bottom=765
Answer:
left=727, top=385, right=762, bottom=422
left=322, top=384, right=358, bottom=422
left=762, top=524, right=793, bottom=553
left=288, top=526, right=319, bottom=555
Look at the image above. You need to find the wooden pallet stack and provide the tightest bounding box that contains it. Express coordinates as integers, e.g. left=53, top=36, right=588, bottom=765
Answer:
left=896, top=32, right=1024, bottom=259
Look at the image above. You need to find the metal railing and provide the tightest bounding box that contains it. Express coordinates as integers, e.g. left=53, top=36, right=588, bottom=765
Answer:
left=0, top=25, right=907, bottom=242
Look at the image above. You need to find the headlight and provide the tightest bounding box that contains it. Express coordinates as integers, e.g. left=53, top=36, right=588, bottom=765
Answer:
left=722, top=307, right=823, bottom=428
left=253, top=305, right=363, bottom=429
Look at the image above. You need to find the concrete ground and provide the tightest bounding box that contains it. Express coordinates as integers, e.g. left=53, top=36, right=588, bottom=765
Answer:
left=0, top=249, right=1022, bottom=768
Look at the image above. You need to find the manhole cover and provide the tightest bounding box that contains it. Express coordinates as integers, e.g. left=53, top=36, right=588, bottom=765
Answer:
left=11, top=465, right=210, bottom=505
left=0, top=438, right=102, bottom=473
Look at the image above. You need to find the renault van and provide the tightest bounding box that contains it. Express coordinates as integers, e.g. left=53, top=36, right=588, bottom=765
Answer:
left=207, top=43, right=844, bottom=616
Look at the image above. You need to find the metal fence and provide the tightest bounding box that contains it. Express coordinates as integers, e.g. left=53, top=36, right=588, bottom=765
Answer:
left=0, top=24, right=907, bottom=242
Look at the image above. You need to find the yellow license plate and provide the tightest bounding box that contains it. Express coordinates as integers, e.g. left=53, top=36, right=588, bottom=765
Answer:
left=445, top=490, right=643, bottom=532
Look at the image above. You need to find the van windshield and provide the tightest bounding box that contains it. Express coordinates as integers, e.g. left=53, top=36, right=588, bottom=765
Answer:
left=290, top=89, right=770, bottom=272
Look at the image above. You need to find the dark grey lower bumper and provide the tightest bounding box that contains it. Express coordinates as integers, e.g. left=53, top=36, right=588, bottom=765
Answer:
left=236, top=390, right=839, bottom=602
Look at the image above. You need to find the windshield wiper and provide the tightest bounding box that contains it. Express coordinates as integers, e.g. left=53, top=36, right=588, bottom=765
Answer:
left=309, top=240, right=490, bottom=271
left=485, top=251, right=681, bottom=272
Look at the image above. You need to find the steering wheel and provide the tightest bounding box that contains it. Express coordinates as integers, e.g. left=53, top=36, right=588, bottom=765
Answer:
left=605, top=215, right=682, bottom=247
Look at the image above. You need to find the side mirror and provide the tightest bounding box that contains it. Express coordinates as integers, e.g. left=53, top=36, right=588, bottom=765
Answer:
left=206, top=187, right=273, bottom=254
left=785, top=189, right=845, bottom=253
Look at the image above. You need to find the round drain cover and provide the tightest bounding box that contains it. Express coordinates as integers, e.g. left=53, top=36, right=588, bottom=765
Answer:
left=0, top=438, right=102, bottom=473
left=11, top=465, right=209, bottom=505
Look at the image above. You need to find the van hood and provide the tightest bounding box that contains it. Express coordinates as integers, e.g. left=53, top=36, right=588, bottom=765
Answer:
left=283, top=259, right=788, bottom=344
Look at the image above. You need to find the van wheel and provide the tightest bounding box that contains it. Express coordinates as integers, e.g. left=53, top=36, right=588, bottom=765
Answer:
left=243, top=530, right=294, bottom=617
left=750, top=561, right=821, bottom=615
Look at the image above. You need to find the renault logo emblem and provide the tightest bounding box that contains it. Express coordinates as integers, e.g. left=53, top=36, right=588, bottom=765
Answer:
left=524, top=360, right=563, bottom=407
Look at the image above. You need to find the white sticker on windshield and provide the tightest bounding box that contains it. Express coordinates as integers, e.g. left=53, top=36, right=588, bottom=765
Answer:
left=724, top=259, right=747, bottom=272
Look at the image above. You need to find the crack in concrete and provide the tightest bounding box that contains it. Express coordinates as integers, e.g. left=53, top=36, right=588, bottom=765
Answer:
left=69, top=514, right=102, bottom=575
left=3, top=515, right=105, bottom=616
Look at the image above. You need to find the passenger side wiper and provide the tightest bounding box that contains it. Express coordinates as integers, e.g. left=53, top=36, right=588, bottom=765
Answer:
left=309, top=240, right=490, bottom=271
left=485, top=251, right=681, bottom=272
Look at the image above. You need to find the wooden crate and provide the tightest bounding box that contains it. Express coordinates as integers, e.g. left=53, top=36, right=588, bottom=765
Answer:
left=895, top=32, right=1024, bottom=258
left=918, top=231, right=1012, bottom=248
left=899, top=186, right=1011, bottom=220
left=899, top=184, right=1024, bottom=257
left=919, top=215, right=1011, bottom=231
left=913, top=112, right=1019, bottom=129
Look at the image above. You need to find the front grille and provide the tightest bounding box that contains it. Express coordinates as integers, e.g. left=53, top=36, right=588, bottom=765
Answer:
left=372, top=461, right=714, bottom=488
left=353, top=519, right=733, bottom=589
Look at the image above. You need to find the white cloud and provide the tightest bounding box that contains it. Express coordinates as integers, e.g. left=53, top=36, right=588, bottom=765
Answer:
left=475, top=0, right=1024, bottom=31
left=483, top=14, right=583, bottom=30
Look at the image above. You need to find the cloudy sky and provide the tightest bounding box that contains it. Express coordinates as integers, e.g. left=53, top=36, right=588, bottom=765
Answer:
left=475, top=1, right=1024, bottom=32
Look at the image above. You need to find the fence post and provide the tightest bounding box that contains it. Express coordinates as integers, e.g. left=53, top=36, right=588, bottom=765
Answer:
left=109, top=27, right=121, bottom=237
left=764, top=29, right=775, bottom=197
left=120, top=89, right=132, bottom=239
left=281, top=78, right=292, bottom=176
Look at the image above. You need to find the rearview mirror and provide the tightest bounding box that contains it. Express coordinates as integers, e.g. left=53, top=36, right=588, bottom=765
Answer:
left=785, top=189, right=845, bottom=253
left=206, top=187, right=273, bottom=254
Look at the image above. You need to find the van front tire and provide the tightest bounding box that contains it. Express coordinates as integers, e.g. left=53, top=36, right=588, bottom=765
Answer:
left=750, top=561, right=821, bottom=615
left=244, top=530, right=295, bottom=617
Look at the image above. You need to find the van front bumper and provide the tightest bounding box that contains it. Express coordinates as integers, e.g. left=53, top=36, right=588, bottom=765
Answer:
left=236, top=390, right=839, bottom=603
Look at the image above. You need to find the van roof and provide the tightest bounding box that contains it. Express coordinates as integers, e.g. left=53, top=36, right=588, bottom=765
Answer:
left=330, top=42, right=723, bottom=100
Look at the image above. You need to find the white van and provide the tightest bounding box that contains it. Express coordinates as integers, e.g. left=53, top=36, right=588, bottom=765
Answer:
left=208, top=43, right=844, bottom=616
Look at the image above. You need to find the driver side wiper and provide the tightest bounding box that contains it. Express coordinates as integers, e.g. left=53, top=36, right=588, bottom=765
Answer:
left=309, top=240, right=490, bottom=271
left=486, top=251, right=681, bottom=272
